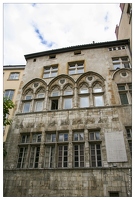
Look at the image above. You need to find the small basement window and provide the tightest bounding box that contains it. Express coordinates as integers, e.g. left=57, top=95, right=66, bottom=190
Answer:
left=74, top=50, right=81, bottom=55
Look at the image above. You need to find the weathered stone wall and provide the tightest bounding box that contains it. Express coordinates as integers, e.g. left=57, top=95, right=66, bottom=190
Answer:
left=4, top=168, right=131, bottom=197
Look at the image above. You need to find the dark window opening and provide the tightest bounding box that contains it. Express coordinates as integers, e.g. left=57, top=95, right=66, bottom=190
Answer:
left=51, top=99, right=58, bottom=110
left=33, top=58, right=36, bottom=62
left=49, top=55, right=56, bottom=59
left=109, top=192, right=119, bottom=197
left=74, top=50, right=81, bottom=55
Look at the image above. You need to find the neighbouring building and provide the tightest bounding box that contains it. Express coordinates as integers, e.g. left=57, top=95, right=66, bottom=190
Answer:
left=3, top=65, right=25, bottom=142
left=115, top=3, right=132, bottom=52
left=3, top=39, right=132, bottom=197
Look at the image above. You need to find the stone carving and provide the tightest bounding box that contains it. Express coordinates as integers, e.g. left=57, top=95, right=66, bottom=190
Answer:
left=98, top=117, right=108, bottom=123
left=72, top=118, right=83, bottom=125
left=60, top=79, right=65, bottom=84
left=34, top=82, right=39, bottom=87
left=48, top=120, right=57, bottom=126
left=85, top=117, right=95, bottom=124
left=61, top=119, right=69, bottom=125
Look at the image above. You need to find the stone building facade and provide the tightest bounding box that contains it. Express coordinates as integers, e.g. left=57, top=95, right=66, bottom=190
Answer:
left=3, top=39, right=132, bottom=197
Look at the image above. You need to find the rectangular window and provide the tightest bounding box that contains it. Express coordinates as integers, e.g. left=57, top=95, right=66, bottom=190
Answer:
left=9, top=72, right=20, bottom=80
left=117, top=84, right=132, bottom=105
left=126, top=127, right=132, bottom=138
left=90, top=144, right=102, bottom=167
left=126, top=127, right=132, bottom=156
left=44, top=146, right=55, bottom=168
left=58, top=145, right=68, bottom=167
left=35, top=101, right=43, bottom=111
left=17, top=147, right=28, bottom=168
left=23, top=102, right=31, bottom=113
left=63, top=98, right=72, bottom=109
left=69, top=62, right=84, bottom=75
left=119, top=93, right=128, bottom=104
left=46, top=133, right=56, bottom=142
left=89, top=131, right=100, bottom=140
left=32, top=133, right=41, bottom=143
left=80, top=96, right=89, bottom=107
left=74, top=132, right=84, bottom=141
left=112, top=57, right=131, bottom=70
left=37, top=93, right=45, bottom=98
left=58, top=133, right=68, bottom=142
left=29, top=146, right=40, bottom=168
left=25, top=95, right=32, bottom=100
left=21, top=135, right=30, bottom=143
left=43, top=65, right=58, bottom=78
left=51, top=99, right=58, bottom=110
left=74, top=144, right=84, bottom=167
left=94, top=96, right=104, bottom=106
left=4, top=90, right=14, bottom=100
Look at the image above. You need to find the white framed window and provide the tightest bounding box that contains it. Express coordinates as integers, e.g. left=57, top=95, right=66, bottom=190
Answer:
left=21, top=135, right=30, bottom=143
left=58, top=133, right=68, bottom=141
left=46, top=133, right=56, bottom=142
left=90, top=144, right=102, bottom=167
left=112, top=57, right=131, bottom=70
left=29, top=146, right=40, bottom=168
left=32, top=133, right=41, bottom=143
left=63, top=98, right=72, bottom=109
left=89, top=131, right=100, bottom=140
left=117, top=83, right=132, bottom=105
left=44, top=146, right=55, bottom=168
left=73, top=132, right=84, bottom=141
left=4, top=90, right=14, bottom=100
left=37, top=93, right=45, bottom=98
left=94, top=96, right=104, bottom=106
left=58, top=145, right=68, bottom=168
left=9, top=72, right=20, bottom=80
left=69, top=62, right=84, bottom=75
left=43, top=65, right=58, bottom=78
left=35, top=101, right=43, bottom=111
left=25, top=95, right=32, bottom=100
left=74, top=144, right=84, bottom=167
left=80, top=96, right=89, bottom=107
left=17, top=147, right=28, bottom=168
left=23, top=102, right=31, bottom=113
left=64, top=86, right=73, bottom=95
left=80, top=87, right=88, bottom=94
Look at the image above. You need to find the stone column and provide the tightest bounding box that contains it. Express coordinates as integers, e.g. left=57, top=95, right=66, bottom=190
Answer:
left=44, top=87, right=49, bottom=111
left=74, top=83, right=78, bottom=108
left=89, top=87, right=93, bottom=106
left=68, top=129, right=73, bottom=168
left=84, top=129, right=89, bottom=167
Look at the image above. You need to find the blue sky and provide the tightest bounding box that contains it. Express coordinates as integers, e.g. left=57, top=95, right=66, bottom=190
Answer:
left=3, top=2, right=122, bottom=65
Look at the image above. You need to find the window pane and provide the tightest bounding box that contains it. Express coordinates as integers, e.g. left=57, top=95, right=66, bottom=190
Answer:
left=25, top=95, right=32, bottom=100
left=80, top=88, right=88, bottom=93
left=37, top=93, right=45, bottom=98
left=43, top=73, right=50, bottom=78
left=113, top=63, right=120, bottom=69
left=64, top=98, right=72, bottom=109
left=64, top=134, right=68, bottom=141
left=123, top=63, right=130, bottom=68
left=64, top=90, right=73, bottom=95
left=74, top=133, right=78, bottom=141
left=95, top=132, right=100, bottom=140
left=52, top=134, right=56, bottom=142
left=69, top=69, right=75, bottom=75
left=35, top=101, right=43, bottom=111
left=93, top=88, right=102, bottom=93
left=80, top=97, right=89, bottom=107
left=4, top=90, right=14, bottom=100
left=94, top=96, right=104, bottom=106
left=23, top=102, right=30, bottom=113
left=51, top=71, right=57, bottom=77
left=118, top=85, right=125, bottom=90
left=90, top=133, right=94, bottom=140
left=59, top=134, right=63, bottom=141
left=51, top=91, right=60, bottom=96
left=51, top=99, right=58, bottom=110
left=80, top=133, right=84, bottom=140
left=77, top=68, right=84, bottom=73
left=120, top=93, right=128, bottom=104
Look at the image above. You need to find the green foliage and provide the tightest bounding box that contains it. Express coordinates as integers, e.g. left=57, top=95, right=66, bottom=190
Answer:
left=3, top=97, right=14, bottom=126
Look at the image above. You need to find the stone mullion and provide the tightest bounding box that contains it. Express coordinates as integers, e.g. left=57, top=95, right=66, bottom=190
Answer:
left=38, top=131, right=45, bottom=168
left=84, top=129, right=89, bottom=167
left=44, top=87, right=49, bottom=111
left=89, top=87, right=93, bottom=106
left=74, top=84, right=78, bottom=108
left=59, top=90, right=63, bottom=110
left=68, top=129, right=73, bottom=168
left=55, top=131, right=58, bottom=168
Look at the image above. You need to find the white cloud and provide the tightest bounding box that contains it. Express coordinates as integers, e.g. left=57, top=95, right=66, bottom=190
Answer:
left=3, top=3, right=122, bottom=65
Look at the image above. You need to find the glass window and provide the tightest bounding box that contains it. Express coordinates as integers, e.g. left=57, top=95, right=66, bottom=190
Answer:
left=46, top=133, right=56, bottom=142
left=58, top=145, right=68, bottom=168
left=23, top=102, right=31, bottom=113
left=94, top=96, right=104, bottom=106
left=74, top=144, right=84, bottom=167
left=89, top=131, right=100, bottom=140
left=80, top=88, right=88, bottom=94
left=9, top=72, right=19, bottom=79
left=17, top=147, right=28, bottom=168
left=63, top=98, right=72, bottom=109
left=90, top=144, right=102, bottom=167
left=80, top=97, right=89, bottom=107
left=43, top=66, right=58, bottom=78
left=37, top=93, right=45, bottom=98
left=35, top=101, right=43, bottom=111
left=29, top=146, right=40, bottom=168
left=4, top=90, right=14, bottom=100
left=119, top=93, right=128, bottom=104
left=51, top=99, right=58, bottom=110
left=69, top=62, right=84, bottom=75
left=74, top=132, right=84, bottom=141
left=25, top=95, right=32, bottom=100
left=32, top=134, right=41, bottom=143
left=58, top=133, right=68, bottom=142
left=44, top=146, right=55, bottom=168
left=21, top=135, right=30, bottom=143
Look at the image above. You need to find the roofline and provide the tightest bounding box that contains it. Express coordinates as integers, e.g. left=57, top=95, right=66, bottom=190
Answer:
left=3, top=65, right=25, bottom=70
left=24, top=39, right=130, bottom=60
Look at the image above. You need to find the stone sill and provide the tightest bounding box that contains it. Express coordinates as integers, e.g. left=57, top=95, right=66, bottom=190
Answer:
left=16, top=104, right=132, bottom=116
left=4, top=166, right=131, bottom=171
